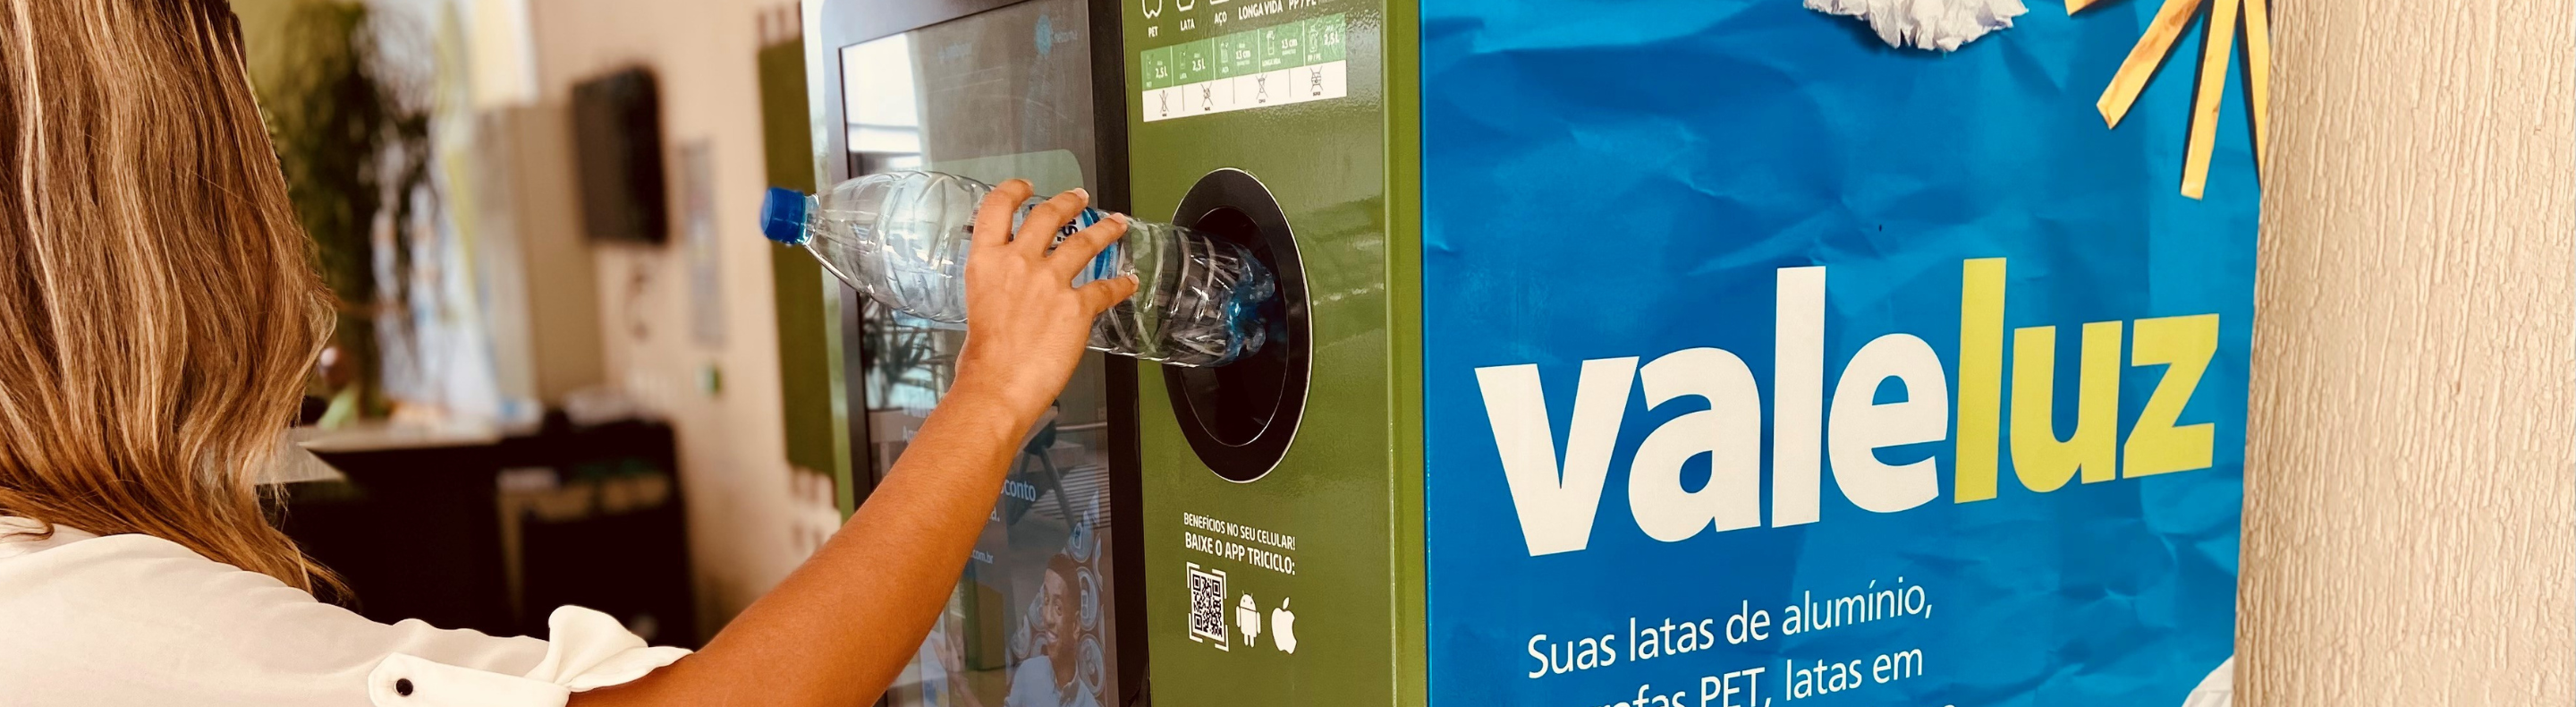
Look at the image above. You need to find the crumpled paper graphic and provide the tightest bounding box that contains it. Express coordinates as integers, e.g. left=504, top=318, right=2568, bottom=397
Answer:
left=1806, top=0, right=2029, bottom=51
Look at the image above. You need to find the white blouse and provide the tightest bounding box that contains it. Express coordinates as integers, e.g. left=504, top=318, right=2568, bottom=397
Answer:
left=0, top=517, right=690, bottom=706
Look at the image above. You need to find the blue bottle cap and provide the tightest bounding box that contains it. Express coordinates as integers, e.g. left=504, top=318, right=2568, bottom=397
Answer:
left=759, top=187, right=810, bottom=244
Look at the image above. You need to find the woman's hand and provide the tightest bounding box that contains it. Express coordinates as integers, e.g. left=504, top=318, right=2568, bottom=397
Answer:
left=953, top=180, right=1139, bottom=420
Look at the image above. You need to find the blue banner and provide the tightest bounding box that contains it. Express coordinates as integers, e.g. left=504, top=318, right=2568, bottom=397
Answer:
left=1419, top=2, right=2257, bottom=706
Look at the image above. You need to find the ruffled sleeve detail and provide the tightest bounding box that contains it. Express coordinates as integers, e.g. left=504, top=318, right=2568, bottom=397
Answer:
left=365, top=607, right=690, bottom=707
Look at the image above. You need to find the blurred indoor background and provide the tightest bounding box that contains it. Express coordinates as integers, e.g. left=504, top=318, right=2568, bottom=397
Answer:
left=237, top=0, right=831, bottom=648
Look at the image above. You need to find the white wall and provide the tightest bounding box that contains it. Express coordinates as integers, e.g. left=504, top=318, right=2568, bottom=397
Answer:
left=522, top=0, right=806, bottom=640
left=2242, top=0, right=2573, bottom=703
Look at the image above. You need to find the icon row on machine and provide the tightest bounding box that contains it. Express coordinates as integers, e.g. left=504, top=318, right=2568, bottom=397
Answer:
left=1143, top=60, right=1349, bottom=123
left=1236, top=593, right=1298, bottom=654
left=1188, top=563, right=1299, bottom=655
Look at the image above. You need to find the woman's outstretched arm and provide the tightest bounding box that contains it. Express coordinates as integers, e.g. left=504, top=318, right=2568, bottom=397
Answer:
left=573, top=180, right=1137, bottom=706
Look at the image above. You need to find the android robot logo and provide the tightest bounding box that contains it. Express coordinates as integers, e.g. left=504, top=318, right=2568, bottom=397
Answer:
left=1271, top=598, right=1296, bottom=654
left=1237, top=594, right=1261, bottom=647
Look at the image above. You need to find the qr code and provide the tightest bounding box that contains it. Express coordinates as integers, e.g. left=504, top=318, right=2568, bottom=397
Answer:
left=1187, top=563, right=1229, bottom=651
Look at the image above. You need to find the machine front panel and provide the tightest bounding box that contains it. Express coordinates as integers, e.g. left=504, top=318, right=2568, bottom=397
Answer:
left=1126, top=0, right=1403, bottom=705
left=1419, top=2, right=2257, bottom=706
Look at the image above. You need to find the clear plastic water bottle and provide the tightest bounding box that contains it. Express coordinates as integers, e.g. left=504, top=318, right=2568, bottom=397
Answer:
left=760, top=171, right=1275, bottom=368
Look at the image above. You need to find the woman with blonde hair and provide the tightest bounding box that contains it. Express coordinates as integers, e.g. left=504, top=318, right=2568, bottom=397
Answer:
left=0, top=1, right=1136, bottom=704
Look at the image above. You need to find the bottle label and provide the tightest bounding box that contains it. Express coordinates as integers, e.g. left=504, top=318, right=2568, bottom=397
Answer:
left=1015, top=204, right=1124, bottom=287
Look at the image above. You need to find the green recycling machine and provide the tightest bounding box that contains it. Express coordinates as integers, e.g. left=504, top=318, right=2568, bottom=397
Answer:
left=792, top=0, right=2258, bottom=704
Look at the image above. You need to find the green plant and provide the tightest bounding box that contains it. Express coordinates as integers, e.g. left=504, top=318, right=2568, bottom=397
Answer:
left=256, top=0, right=431, bottom=420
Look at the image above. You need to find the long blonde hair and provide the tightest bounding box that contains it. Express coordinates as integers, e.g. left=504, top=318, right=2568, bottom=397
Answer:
left=0, top=0, right=336, bottom=592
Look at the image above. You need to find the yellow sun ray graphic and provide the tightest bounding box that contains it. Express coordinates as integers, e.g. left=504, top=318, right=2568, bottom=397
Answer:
left=2079, top=0, right=2272, bottom=199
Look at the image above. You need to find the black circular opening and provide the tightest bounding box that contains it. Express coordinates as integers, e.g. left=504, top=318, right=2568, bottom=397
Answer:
left=1172, top=207, right=1285, bottom=447
left=1165, top=169, right=1307, bottom=482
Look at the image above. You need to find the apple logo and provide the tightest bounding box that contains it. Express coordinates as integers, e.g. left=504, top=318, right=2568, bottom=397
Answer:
left=1270, top=598, right=1297, bottom=654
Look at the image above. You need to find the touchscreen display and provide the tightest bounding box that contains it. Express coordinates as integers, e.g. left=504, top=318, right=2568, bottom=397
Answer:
left=838, top=1, right=1117, bottom=705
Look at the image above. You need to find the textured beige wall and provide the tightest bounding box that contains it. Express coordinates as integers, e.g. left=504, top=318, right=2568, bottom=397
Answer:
left=2243, top=0, right=2574, bottom=703
left=521, top=0, right=811, bottom=641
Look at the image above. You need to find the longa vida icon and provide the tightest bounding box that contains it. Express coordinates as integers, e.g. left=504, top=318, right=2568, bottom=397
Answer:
left=1271, top=599, right=1297, bottom=654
